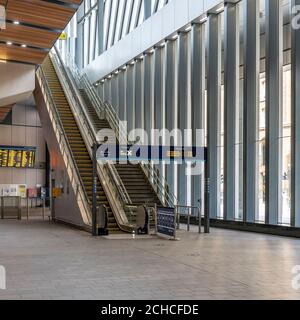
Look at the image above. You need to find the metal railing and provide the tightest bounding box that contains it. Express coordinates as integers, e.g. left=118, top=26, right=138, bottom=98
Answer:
left=49, top=47, right=133, bottom=232
left=59, top=50, right=131, bottom=206
left=36, top=67, right=92, bottom=226
left=175, top=205, right=202, bottom=234
left=63, top=51, right=178, bottom=209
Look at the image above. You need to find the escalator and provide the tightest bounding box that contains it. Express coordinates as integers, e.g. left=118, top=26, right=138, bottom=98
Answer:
left=80, top=90, right=162, bottom=207
left=41, top=57, right=121, bottom=233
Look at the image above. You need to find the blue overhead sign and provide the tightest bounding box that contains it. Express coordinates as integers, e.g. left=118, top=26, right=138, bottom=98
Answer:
left=97, top=144, right=207, bottom=163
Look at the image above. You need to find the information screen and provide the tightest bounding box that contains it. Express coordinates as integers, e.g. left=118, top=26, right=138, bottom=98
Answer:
left=156, top=206, right=176, bottom=239
left=0, top=146, right=36, bottom=168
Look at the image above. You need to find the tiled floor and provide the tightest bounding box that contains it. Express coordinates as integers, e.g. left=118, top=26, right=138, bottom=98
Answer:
left=0, top=219, right=300, bottom=300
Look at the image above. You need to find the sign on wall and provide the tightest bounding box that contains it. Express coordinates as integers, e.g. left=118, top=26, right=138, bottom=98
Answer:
left=0, top=146, right=36, bottom=168
left=59, top=32, right=67, bottom=40
left=156, top=206, right=177, bottom=239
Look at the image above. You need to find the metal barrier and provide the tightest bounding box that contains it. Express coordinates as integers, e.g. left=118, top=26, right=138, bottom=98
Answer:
left=0, top=197, right=50, bottom=221
left=26, top=197, right=50, bottom=221
left=0, top=196, right=21, bottom=220
left=175, top=205, right=202, bottom=234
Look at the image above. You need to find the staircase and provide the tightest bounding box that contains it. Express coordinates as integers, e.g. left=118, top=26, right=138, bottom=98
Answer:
left=80, top=90, right=162, bottom=207
left=41, top=57, right=120, bottom=233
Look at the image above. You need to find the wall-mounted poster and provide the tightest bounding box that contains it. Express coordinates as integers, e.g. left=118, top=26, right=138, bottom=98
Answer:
left=27, top=188, right=38, bottom=199
left=0, top=146, right=36, bottom=168
left=18, top=185, right=27, bottom=198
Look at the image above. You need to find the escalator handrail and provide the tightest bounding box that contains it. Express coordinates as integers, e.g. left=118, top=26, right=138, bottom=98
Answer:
left=103, top=102, right=178, bottom=208
left=58, top=50, right=132, bottom=206
left=36, top=66, right=92, bottom=224
left=52, top=47, right=132, bottom=206
left=51, top=48, right=133, bottom=220
left=61, top=51, right=178, bottom=208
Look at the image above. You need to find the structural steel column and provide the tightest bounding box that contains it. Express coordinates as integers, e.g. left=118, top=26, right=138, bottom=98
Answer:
left=104, top=79, right=112, bottom=103
left=144, top=0, right=152, bottom=20
left=98, top=83, right=104, bottom=101
left=97, top=0, right=105, bottom=55
left=265, top=0, right=283, bottom=225
left=144, top=53, right=154, bottom=144
left=135, top=58, right=145, bottom=131
left=191, top=23, right=206, bottom=209
left=126, top=64, right=135, bottom=133
left=291, top=0, right=300, bottom=227
left=178, top=32, right=192, bottom=206
left=207, top=13, right=221, bottom=219
left=243, top=0, right=259, bottom=223
left=118, top=70, right=127, bottom=121
left=111, top=75, right=119, bottom=115
left=165, top=39, right=178, bottom=197
left=76, top=5, right=84, bottom=69
left=154, top=46, right=166, bottom=182
left=224, top=2, right=240, bottom=221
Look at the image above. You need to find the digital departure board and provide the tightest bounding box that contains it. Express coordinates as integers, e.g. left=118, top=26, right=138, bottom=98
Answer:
left=0, top=146, right=36, bottom=168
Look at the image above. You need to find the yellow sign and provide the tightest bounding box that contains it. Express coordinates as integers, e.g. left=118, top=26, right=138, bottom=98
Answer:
left=52, top=188, right=62, bottom=198
left=18, top=185, right=27, bottom=198
left=59, top=32, right=67, bottom=40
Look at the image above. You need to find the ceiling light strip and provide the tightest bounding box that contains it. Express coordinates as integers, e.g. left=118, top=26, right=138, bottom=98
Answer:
left=0, top=40, right=50, bottom=52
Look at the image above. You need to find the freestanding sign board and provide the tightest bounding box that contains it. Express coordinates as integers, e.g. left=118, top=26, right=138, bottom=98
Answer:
left=156, top=206, right=177, bottom=240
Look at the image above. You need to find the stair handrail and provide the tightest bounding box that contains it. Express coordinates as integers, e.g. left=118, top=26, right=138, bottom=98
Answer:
left=103, top=102, right=178, bottom=208
left=64, top=53, right=128, bottom=144
left=62, top=51, right=178, bottom=208
left=52, top=48, right=131, bottom=206
left=50, top=48, right=134, bottom=232
left=36, top=66, right=92, bottom=226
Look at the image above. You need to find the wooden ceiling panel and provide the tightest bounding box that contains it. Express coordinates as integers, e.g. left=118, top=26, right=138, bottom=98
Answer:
left=60, top=0, right=82, bottom=4
left=5, top=0, right=76, bottom=29
left=0, top=44, right=46, bottom=64
left=0, top=0, right=82, bottom=65
left=0, top=23, right=58, bottom=49
left=0, top=105, right=13, bottom=121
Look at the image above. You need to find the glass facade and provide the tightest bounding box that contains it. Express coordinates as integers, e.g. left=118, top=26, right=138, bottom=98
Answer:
left=58, top=0, right=172, bottom=68
left=56, top=0, right=299, bottom=230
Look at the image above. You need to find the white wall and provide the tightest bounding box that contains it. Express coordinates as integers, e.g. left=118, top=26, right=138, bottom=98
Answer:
left=0, top=100, right=46, bottom=188
left=0, top=62, right=35, bottom=107
left=83, top=0, right=221, bottom=83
